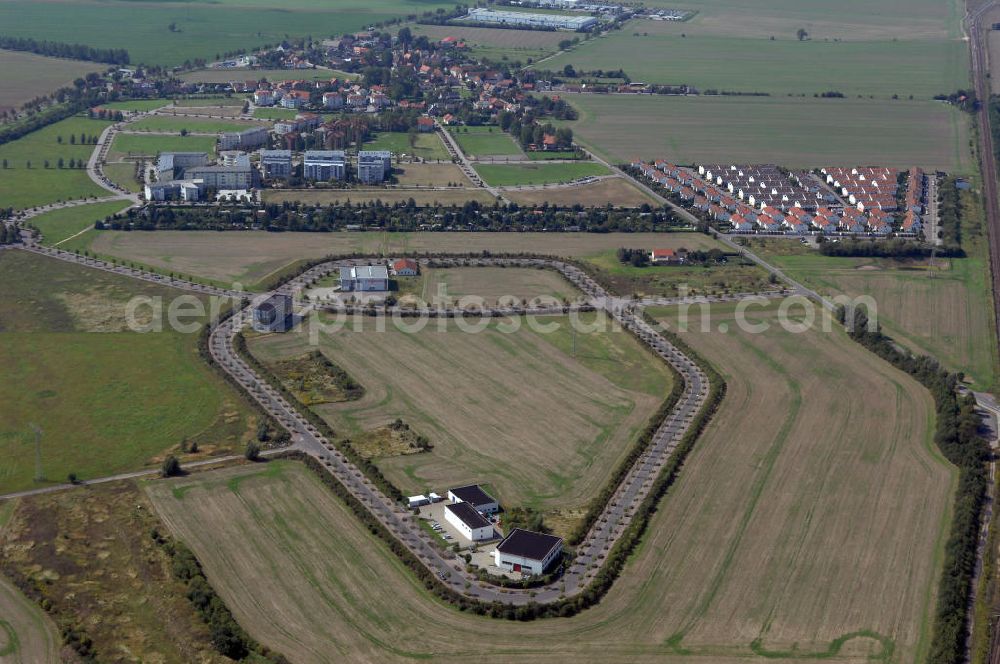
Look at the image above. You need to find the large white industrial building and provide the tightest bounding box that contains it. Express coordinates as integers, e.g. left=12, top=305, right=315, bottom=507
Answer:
left=464, top=7, right=597, bottom=31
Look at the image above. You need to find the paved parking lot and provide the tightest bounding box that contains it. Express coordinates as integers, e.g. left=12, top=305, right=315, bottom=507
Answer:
left=418, top=501, right=501, bottom=549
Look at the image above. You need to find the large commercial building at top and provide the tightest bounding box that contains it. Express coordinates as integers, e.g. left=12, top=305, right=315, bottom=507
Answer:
left=464, top=7, right=598, bottom=31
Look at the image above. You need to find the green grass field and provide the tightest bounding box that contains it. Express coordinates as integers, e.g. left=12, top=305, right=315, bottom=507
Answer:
left=363, top=131, right=450, bottom=161
left=474, top=162, right=610, bottom=186
left=108, top=133, right=217, bottom=160
left=0, top=0, right=459, bottom=67
left=101, top=162, right=143, bottom=193
left=561, top=93, right=971, bottom=171
left=543, top=20, right=967, bottom=97
left=28, top=200, right=132, bottom=246
left=0, top=115, right=113, bottom=210
left=0, top=250, right=255, bottom=494
left=126, top=116, right=262, bottom=133
left=449, top=126, right=524, bottom=158
left=97, top=99, right=171, bottom=113
left=0, top=49, right=99, bottom=115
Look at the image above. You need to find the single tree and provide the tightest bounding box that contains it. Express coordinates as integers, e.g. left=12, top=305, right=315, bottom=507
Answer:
left=245, top=441, right=261, bottom=461
left=160, top=455, right=181, bottom=477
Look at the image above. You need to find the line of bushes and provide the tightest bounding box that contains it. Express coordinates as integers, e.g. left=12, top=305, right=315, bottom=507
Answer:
left=839, top=306, right=987, bottom=664
left=0, top=35, right=128, bottom=64
left=231, top=330, right=405, bottom=503
left=150, top=529, right=289, bottom=662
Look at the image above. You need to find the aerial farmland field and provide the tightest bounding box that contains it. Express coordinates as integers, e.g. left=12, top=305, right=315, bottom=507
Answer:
left=475, top=162, right=611, bottom=186
left=505, top=176, right=658, bottom=207
left=542, top=19, right=966, bottom=98
left=148, top=300, right=949, bottom=663
left=449, top=126, right=524, bottom=158
left=247, top=309, right=673, bottom=517
left=126, top=116, right=264, bottom=134
left=107, top=133, right=217, bottom=160
left=26, top=199, right=132, bottom=246
left=561, top=93, right=971, bottom=171
left=85, top=230, right=724, bottom=287
left=0, top=251, right=256, bottom=494
left=0, top=115, right=113, bottom=209
left=0, top=0, right=458, bottom=67
left=0, top=49, right=99, bottom=116
left=364, top=131, right=451, bottom=161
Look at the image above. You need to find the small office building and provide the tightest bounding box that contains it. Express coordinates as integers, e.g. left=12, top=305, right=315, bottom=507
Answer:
left=444, top=502, right=494, bottom=542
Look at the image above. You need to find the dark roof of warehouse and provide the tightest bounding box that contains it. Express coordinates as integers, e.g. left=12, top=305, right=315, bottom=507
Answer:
left=495, top=528, right=562, bottom=561
left=449, top=484, right=496, bottom=506
left=445, top=502, right=491, bottom=530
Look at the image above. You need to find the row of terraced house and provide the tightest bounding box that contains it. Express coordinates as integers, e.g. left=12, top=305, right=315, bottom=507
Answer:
left=633, top=160, right=928, bottom=237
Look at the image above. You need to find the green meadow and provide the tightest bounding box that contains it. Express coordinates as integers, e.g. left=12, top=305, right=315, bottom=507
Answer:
left=0, top=115, right=113, bottom=210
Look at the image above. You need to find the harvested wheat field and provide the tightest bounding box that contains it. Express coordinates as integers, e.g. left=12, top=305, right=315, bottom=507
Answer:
left=248, top=312, right=672, bottom=513
left=88, top=231, right=724, bottom=287
left=149, top=300, right=949, bottom=664
left=393, top=162, right=473, bottom=187
left=505, top=177, right=658, bottom=208
left=0, top=573, right=60, bottom=663
left=416, top=266, right=582, bottom=305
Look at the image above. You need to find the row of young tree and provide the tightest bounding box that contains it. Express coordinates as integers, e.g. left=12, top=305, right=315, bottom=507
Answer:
left=841, top=307, right=986, bottom=664
left=0, top=35, right=129, bottom=64
left=97, top=200, right=685, bottom=233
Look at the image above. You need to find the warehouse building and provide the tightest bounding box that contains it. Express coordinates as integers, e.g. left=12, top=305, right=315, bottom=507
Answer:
left=304, top=150, right=347, bottom=181
left=447, top=484, right=499, bottom=514
left=444, top=502, right=495, bottom=542
left=493, top=528, right=563, bottom=575
left=464, top=7, right=598, bottom=31
left=339, top=265, right=389, bottom=292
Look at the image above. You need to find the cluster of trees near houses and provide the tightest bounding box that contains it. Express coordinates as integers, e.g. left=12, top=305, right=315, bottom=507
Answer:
left=0, top=77, right=108, bottom=145
left=0, top=35, right=129, bottom=64
left=97, top=200, right=687, bottom=233
left=841, top=306, right=985, bottom=664
left=616, top=247, right=727, bottom=267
